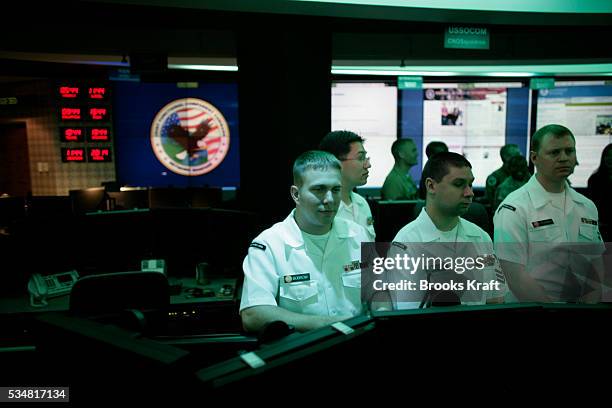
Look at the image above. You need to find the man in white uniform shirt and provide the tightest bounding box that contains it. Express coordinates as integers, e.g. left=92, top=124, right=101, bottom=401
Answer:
left=240, top=151, right=371, bottom=333
left=494, top=124, right=605, bottom=303
left=319, top=130, right=376, bottom=241
left=388, top=152, right=506, bottom=309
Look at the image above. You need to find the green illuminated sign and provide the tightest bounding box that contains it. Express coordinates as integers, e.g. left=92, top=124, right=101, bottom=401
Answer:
left=398, top=76, right=423, bottom=89
left=444, top=26, right=489, bottom=50
left=530, top=78, right=555, bottom=90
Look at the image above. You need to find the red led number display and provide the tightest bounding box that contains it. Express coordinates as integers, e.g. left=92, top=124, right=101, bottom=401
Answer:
left=87, top=127, right=110, bottom=142
left=59, top=86, right=79, bottom=98
left=88, top=87, right=107, bottom=100
left=61, top=107, right=81, bottom=120
left=88, top=107, right=108, bottom=121
left=60, top=127, right=84, bottom=142
left=61, top=148, right=85, bottom=162
left=87, top=147, right=112, bottom=162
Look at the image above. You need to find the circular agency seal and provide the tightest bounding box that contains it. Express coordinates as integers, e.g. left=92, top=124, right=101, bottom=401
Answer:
left=150, top=98, right=230, bottom=176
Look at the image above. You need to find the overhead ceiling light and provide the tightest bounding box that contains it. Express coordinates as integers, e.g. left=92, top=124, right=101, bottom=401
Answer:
left=331, top=63, right=612, bottom=77
left=167, top=64, right=238, bottom=72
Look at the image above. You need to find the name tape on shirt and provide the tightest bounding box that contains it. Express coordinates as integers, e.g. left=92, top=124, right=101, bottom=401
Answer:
left=249, top=242, right=266, bottom=251
left=581, top=218, right=598, bottom=226
left=283, top=273, right=310, bottom=283
left=532, top=219, right=554, bottom=228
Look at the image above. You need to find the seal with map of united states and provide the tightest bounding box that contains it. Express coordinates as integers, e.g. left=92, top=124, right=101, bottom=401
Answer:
left=150, top=98, right=230, bottom=176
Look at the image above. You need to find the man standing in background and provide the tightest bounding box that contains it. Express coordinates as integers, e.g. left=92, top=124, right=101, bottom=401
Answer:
left=381, top=138, right=419, bottom=200
left=485, top=144, right=521, bottom=206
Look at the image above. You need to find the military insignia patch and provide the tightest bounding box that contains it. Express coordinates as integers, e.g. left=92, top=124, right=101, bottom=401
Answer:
left=391, top=242, right=407, bottom=250
left=249, top=242, right=266, bottom=251
left=498, top=204, right=516, bottom=213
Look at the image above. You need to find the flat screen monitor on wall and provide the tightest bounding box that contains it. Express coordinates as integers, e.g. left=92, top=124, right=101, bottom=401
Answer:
left=331, top=81, right=398, bottom=188
left=113, top=82, right=239, bottom=188
left=535, top=81, right=612, bottom=188
left=419, top=83, right=529, bottom=188
left=331, top=80, right=530, bottom=189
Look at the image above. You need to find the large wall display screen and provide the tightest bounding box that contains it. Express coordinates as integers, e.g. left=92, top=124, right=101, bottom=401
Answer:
left=536, top=83, right=612, bottom=188
left=331, top=82, right=398, bottom=188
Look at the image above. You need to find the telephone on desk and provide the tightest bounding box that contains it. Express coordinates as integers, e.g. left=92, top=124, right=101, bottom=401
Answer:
left=28, top=270, right=80, bottom=308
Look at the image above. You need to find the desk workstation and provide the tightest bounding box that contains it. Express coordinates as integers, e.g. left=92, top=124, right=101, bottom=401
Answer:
left=2, top=268, right=612, bottom=402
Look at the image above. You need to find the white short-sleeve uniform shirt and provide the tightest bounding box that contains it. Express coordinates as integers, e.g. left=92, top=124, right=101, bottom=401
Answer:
left=336, top=191, right=376, bottom=242
left=494, top=175, right=604, bottom=301
left=240, top=210, right=370, bottom=318
left=388, top=208, right=506, bottom=309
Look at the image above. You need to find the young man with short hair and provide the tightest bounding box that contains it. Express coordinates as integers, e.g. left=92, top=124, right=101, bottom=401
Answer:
left=319, top=130, right=376, bottom=241
left=240, top=151, right=370, bottom=333
left=388, top=152, right=505, bottom=308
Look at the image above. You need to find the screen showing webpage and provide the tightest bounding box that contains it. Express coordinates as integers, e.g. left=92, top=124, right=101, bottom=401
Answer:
left=536, top=84, right=612, bottom=188
left=423, top=85, right=508, bottom=188
left=331, top=82, right=398, bottom=188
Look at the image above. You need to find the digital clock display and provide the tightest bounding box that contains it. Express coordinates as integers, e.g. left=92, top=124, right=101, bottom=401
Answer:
left=88, top=86, right=108, bottom=101
left=61, top=148, right=86, bottom=162
left=88, top=107, right=109, bottom=121
left=61, top=107, right=82, bottom=120
left=59, top=86, right=79, bottom=99
left=87, top=127, right=111, bottom=142
left=60, top=127, right=85, bottom=142
left=87, top=147, right=112, bottom=162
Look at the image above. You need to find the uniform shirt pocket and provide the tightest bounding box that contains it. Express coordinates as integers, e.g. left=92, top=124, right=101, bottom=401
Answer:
left=529, top=224, right=562, bottom=242
left=279, top=280, right=318, bottom=304
left=578, top=224, right=597, bottom=241
left=341, top=270, right=362, bottom=288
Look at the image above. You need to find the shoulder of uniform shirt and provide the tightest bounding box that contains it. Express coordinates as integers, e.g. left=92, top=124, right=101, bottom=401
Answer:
left=495, top=184, right=529, bottom=215
left=459, top=217, right=492, bottom=243
left=351, top=190, right=370, bottom=206
left=335, top=216, right=370, bottom=240
left=569, top=187, right=598, bottom=211
left=392, top=219, right=421, bottom=242
left=253, top=217, right=294, bottom=244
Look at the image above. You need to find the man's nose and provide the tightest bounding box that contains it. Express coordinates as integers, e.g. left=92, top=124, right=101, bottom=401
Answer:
left=464, top=186, right=474, bottom=198
left=322, top=190, right=334, bottom=204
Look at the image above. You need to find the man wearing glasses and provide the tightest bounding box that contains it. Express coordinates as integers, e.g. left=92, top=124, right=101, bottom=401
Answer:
left=319, top=130, right=376, bottom=241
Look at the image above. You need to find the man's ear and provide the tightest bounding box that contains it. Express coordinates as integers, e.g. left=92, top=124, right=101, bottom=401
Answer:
left=290, top=185, right=299, bottom=204
left=425, top=178, right=436, bottom=195
left=529, top=150, right=537, bottom=166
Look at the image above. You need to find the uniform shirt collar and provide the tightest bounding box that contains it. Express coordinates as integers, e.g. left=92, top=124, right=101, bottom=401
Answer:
left=415, top=208, right=441, bottom=242
left=526, top=174, right=587, bottom=209
left=417, top=207, right=480, bottom=242
left=350, top=191, right=366, bottom=208
left=283, top=209, right=354, bottom=248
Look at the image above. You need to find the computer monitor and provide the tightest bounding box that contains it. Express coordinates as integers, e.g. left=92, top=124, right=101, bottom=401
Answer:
left=370, top=199, right=421, bottom=242
left=69, top=187, right=108, bottom=215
